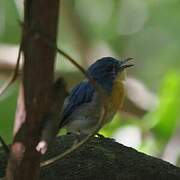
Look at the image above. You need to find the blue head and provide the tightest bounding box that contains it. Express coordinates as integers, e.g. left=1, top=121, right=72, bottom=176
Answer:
left=87, top=57, right=133, bottom=93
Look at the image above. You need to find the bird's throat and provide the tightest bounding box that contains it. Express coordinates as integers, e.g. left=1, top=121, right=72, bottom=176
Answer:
left=108, top=73, right=125, bottom=111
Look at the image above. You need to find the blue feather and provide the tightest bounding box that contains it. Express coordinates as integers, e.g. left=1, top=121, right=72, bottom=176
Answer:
left=60, top=81, right=95, bottom=127
left=87, top=57, right=120, bottom=93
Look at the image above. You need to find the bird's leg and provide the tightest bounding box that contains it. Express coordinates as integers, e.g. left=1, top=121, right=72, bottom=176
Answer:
left=96, top=133, right=105, bottom=138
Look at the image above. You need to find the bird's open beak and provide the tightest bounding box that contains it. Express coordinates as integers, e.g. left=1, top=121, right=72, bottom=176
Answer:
left=118, top=58, right=134, bottom=70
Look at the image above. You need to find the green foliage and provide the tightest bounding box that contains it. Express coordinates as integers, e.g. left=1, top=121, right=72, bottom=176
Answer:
left=0, top=82, right=18, bottom=143
left=0, top=0, right=20, bottom=43
left=145, top=71, right=180, bottom=143
left=100, top=113, right=121, bottom=137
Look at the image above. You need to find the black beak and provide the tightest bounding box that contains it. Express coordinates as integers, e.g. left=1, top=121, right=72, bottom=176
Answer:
left=118, top=58, right=134, bottom=70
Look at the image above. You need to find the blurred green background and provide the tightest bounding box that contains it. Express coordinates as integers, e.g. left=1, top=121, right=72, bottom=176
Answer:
left=0, top=0, right=180, bottom=166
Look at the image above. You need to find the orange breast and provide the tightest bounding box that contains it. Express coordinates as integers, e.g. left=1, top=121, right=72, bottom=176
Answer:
left=110, top=81, right=124, bottom=111
left=107, top=72, right=125, bottom=112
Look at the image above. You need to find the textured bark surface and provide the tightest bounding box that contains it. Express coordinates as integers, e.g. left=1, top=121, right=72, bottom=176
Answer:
left=5, top=0, right=60, bottom=179
left=1, top=135, right=180, bottom=180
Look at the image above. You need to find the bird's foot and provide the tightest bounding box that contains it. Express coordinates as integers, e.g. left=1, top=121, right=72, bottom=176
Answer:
left=96, top=133, right=105, bottom=138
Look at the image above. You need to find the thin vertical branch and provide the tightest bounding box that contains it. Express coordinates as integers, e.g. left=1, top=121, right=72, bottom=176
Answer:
left=0, top=40, right=22, bottom=96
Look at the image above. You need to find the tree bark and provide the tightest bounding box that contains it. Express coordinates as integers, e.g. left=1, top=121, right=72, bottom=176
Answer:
left=1, top=135, right=180, bottom=180
left=5, top=0, right=60, bottom=179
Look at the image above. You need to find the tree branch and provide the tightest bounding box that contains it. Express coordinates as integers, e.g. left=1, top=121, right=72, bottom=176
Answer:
left=1, top=135, right=180, bottom=180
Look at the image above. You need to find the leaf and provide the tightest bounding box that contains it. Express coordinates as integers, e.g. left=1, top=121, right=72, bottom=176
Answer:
left=146, top=71, right=180, bottom=142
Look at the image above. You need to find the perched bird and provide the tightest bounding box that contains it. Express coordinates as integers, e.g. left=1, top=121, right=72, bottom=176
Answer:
left=59, top=57, right=133, bottom=134
left=36, top=57, right=133, bottom=154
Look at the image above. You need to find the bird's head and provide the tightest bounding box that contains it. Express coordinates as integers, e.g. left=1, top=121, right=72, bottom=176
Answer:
left=87, top=57, right=133, bottom=93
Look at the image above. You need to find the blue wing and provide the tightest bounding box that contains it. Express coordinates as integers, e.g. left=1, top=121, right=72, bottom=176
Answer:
left=60, top=80, right=95, bottom=127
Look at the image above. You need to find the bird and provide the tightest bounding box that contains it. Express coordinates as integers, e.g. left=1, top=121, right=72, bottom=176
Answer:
left=36, top=57, right=133, bottom=154
left=59, top=57, right=133, bottom=135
